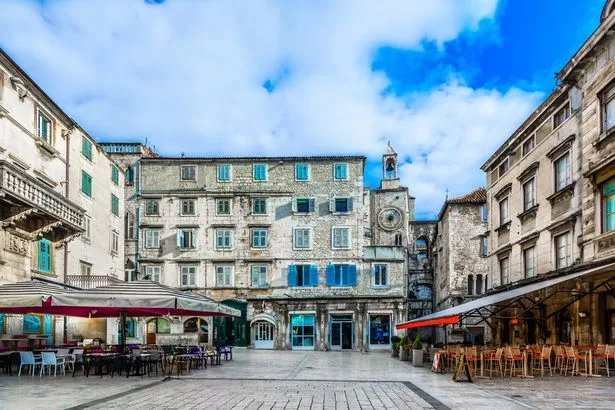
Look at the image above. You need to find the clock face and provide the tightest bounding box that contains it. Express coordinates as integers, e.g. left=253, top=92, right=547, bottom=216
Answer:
left=378, top=207, right=403, bottom=230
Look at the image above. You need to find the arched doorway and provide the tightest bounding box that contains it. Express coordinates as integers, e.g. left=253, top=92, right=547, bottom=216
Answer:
left=250, top=313, right=277, bottom=349
left=213, top=300, right=248, bottom=347
left=184, top=317, right=209, bottom=344
left=146, top=318, right=170, bottom=345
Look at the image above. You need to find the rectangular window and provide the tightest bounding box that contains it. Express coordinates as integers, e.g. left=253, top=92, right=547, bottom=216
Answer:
left=334, top=163, right=349, bottom=180
left=252, top=198, right=268, bottom=215
left=522, top=178, right=535, bottom=211
left=554, top=103, right=570, bottom=128
left=82, top=137, right=93, bottom=161
left=216, top=198, right=231, bottom=215
left=125, top=213, right=135, bottom=240
left=523, top=246, right=536, bottom=278
left=251, top=228, right=268, bottom=248
left=295, top=163, right=310, bottom=181
left=81, top=171, right=92, bottom=197
left=111, top=165, right=120, bottom=185
left=373, top=264, right=388, bottom=287
left=332, top=227, right=350, bottom=249
left=181, top=199, right=196, bottom=216
left=287, top=264, right=318, bottom=287
left=331, top=197, right=353, bottom=213
left=291, top=314, right=315, bottom=349
left=293, top=228, right=311, bottom=249
left=37, top=109, right=52, bottom=143
left=144, top=229, right=161, bottom=249
left=326, top=264, right=357, bottom=287
left=554, top=154, right=571, bottom=192
left=83, top=215, right=91, bottom=241
left=37, top=239, right=51, bottom=272
left=111, top=194, right=119, bottom=216
left=499, top=197, right=509, bottom=226
left=555, top=232, right=571, bottom=269
left=481, top=204, right=488, bottom=221
left=217, top=164, right=232, bottom=181
left=253, top=164, right=268, bottom=181
left=603, top=83, right=615, bottom=132
left=216, top=265, right=233, bottom=287
left=177, top=229, right=196, bottom=249
left=369, top=314, right=391, bottom=346
left=498, top=158, right=509, bottom=178
left=180, top=265, right=197, bottom=287
left=499, top=257, right=510, bottom=285
left=215, top=229, right=233, bottom=249
left=111, top=230, right=119, bottom=254
left=145, top=199, right=159, bottom=216
left=180, top=166, right=196, bottom=181
left=603, top=178, right=615, bottom=233
left=293, top=198, right=315, bottom=214
left=522, top=135, right=535, bottom=156
left=145, top=265, right=161, bottom=282
left=80, top=261, right=92, bottom=276
left=251, top=265, right=268, bottom=288
left=480, top=236, right=488, bottom=257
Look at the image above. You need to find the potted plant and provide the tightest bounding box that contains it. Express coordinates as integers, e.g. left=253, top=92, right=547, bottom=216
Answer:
left=399, top=335, right=410, bottom=361
left=412, top=335, right=423, bottom=367
left=391, top=335, right=401, bottom=358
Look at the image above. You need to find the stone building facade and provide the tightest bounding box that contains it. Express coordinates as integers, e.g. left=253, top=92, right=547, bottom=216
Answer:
left=0, top=48, right=124, bottom=344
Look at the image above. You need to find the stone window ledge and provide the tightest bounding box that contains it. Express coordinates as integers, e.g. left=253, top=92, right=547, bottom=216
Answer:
left=495, top=221, right=511, bottom=234
left=595, top=230, right=615, bottom=254
left=546, top=182, right=575, bottom=205
left=518, top=204, right=539, bottom=221
left=31, top=269, right=57, bottom=278
left=35, top=139, right=59, bottom=158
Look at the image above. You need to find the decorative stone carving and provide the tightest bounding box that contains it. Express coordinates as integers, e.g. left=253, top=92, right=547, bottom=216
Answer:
left=597, top=233, right=615, bottom=253
left=5, top=233, right=28, bottom=256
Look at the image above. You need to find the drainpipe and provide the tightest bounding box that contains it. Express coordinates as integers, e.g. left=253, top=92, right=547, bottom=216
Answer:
left=63, top=125, right=73, bottom=344
left=135, top=157, right=141, bottom=277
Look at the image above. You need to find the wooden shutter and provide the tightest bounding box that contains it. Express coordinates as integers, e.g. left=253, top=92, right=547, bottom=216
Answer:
left=348, top=264, right=357, bottom=286
left=38, top=240, right=50, bottom=272
left=309, top=265, right=319, bottom=286
left=329, top=198, right=335, bottom=212
left=287, top=265, right=298, bottom=286
left=291, top=198, right=297, bottom=213
left=347, top=197, right=353, bottom=212
left=308, top=198, right=315, bottom=213
left=326, top=264, right=335, bottom=286
left=177, top=230, right=184, bottom=248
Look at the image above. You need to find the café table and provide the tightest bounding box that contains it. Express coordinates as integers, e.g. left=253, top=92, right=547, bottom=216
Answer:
left=577, top=346, right=601, bottom=378
left=86, top=352, right=118, bottom=377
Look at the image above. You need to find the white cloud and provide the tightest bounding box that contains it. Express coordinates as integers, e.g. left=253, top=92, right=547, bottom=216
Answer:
left=0, top=0, right=542, bottom=216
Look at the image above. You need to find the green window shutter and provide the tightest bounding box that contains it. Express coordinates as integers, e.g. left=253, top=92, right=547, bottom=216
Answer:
left=38, top=239, right=50, bottom=272
left=81, top=171, right=92, bottom=197
left=82, top=137, right=92, bottom=160
left=111, top=166, right=119, bottom=185
left=111, top=194, right=119, bottom=216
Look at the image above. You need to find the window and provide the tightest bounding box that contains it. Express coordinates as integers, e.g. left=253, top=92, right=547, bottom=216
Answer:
left=522, top=178, right=535, bottom=211
left=295, top=163, right=310, bottom=181
left=291, top=314, right=315, bottom=348
left=145, top=265, right=161, bottom=282
left=480, top=236, right=488, bottom=257
left=467, top=275, right=475, bottom=295
left=603, top=83, right=615, bottom=132
left=373, top=264, right=388, bottom=287
left=83, top=215, right=91, bottom=241
left=416, top=238, right=427, bottom=259
left=217, top=164, right=232, bottom=181
left=183, top=317, right=207, bottom=334
left=111, top=194, right=119, bottom=217
left=523, top=246, right=536, bottom=278
left=111, top=230, right=119, bottom=254
left=252, top=198, right=267, bottom=215
left=37, top=109, right=52, bottom=143
left=334, top=163, right=349, bottom=180
left=177, top=229, right=196, bottom=249
left=81, top=171, right=92, bottom=197
left=554, top=154, right=571, bottom=192
left=181, top=199, right=195, bottom=216
left=82, top=137, right=93, bottom=161
left=555, top=232, right=571, bottom=269
left=215, top=265, right=233, bottom=287
left=180, top=265, right=197, bottom=287
left=499, top=257, right=509, bottom=285
left=603, top=178, right=615, bottom=233
left=145, top=199, right=159, bottom=216
left=251, top=228, right=268, bottom=248
left=293, top=198, right=315, bottom=214
left=330, top=197, right=353, bottom=213
left=332, top=227, right=350, bottom=249
left=476, top=274, right=484, bottom=295
left=394, top=233, right=403, bottom=246
left=326, top=264, right=357, bottom=286
left=498, top=158, right=509, bottom=177
left=293, top=228, right=312, bottom=249
left=215, top=229, right=233, bottom=249
left=216, top=198, right=231, bottom=215
left=180, top=166, right=196, bottom=181
left=144, top=229, right=161, bottom=249
left=37, top=239, right=51, bottom=272
left=481, top=204, right=488, bottom=221
left=125, top=213, right=135, bottom=239
left=80, top=261, right=92, bottom=276
left=251, top=265, right=268, bottom=288
left=522, top=136, right=535, bottom=156
left=499, top=197, right=509, bottom=226
left=253, top=164, right=268, bottom=181
left=288, top=264, right=318, bottom=287
left=125, top=166, right=134, bottom=185
left=111, top=165, right=120, bottom=185
left=368, top=314, right=391, bottom=346
left=554, top=103, right=570, bottom=128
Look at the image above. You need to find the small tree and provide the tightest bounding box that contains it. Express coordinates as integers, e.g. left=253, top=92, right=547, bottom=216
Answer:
left=412, top=335, right=422, bottom=350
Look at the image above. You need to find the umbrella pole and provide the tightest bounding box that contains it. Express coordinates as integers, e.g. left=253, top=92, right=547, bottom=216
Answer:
left=120, top=311, right=126, bottom=353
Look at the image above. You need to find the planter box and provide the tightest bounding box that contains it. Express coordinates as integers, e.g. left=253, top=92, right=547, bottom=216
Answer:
left=400, top=348, right=410, bottom=361
left=412, top=349, right=423, bottom=366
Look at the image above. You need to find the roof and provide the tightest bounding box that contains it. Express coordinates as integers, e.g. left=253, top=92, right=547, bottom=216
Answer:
left=437, top=187, right=486, bottom=220
left=384, top=141, right=397, bottom=156
left=141, top=155, right=366, bottom=162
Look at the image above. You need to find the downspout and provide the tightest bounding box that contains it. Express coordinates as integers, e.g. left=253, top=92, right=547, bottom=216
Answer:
left=135, top=157, right=141, bottom=277
left=63, top=125, right=74, bottom=344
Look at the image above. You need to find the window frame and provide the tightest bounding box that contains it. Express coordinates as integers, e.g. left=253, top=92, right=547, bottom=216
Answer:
left=498, top=157, right=510, bottom=178
left=295, top=163, right=310, bottom=181
left=498, top=197, right=509, bottom=226
left=81, top=136, right=93, bottom=161
left=330, top=197, right=353, bottom=214
left=331, top=226, right=351, bottom=250
left=83, top=215, right=91, bottom=241
left=81, top=171, right=93, bottom=198
left=480, top=236, right=488, bottom=257
left=111, top=165, right=120, bottom=185
left=80, top=261, right=92, bottom=276
left=144, top=199, right=160, bottom=216
left=521, top=135, right=535, bottom=157
left=251, top=198, right=268, bottom=215
left=293, top=197, right=315, bottom=214
left=251, top=228, right=269, bottom=249
left=177, top=228, right=197, bottom=250
left=602, top=177, right=615, bottom=233
left=216, top=198, right=232, bottom=215
left=523, top=246, right=536, bottom=278
left=215, top=228, right=233, bottom=250
left=215, top=265, right=234, bottom=287
left=553, top=152, right=571, bottom=193
left=251, top=265, right=268, bottom=288
left=217, top=164, right=232, bottom=182
left=111, top=194, right=120, bottom=217
left=36, top=107, right=53, bottom=144
left=480, top=203, right=488, bottom=222
left=553, top=102, right=571, bottom=129
left=602, top=82, right=615, bottom=133
left=372, top=263, right=389, bottom=288
left=522, top=177, right=536, bottom=211
left=144, top=265, right=162, bottom=282
left=179, top=265, right=197, bottom=287
left=333, top=163, right=349, bottom=180
left=293, top=227, right=312, bottom=250
left=111, top=230, right=119, bottom=255
left=499, top=257, right=510, bottom=285
left=253, top=163, right=268, bottom=182
left=181, top=199, right=196, bottom=216
left=144, top=229, right=161, bottom=249
left=554, top=231, right=572, bottom=269
left=180, top=165, right=196, bottom=181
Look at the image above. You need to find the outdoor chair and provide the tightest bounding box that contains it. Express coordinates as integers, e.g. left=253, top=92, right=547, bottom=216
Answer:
left=554, top=345, right=566, bottom=374
left=18, top=351, right=41, bottom=377
left=109, top=356, right=129, bottom=378
left=217, top=344, right=233, bottom=361
left=531, top=346, right=552, bottom=377
left=483, top=347, right=503, bottom=378
left=594, top=345, right=613, bottom=377
left=563, top=346, right=587, bottom=376
left=503, top=346, right=524, bottom=378
left=71, top=349, right=85, bottom=377
left=40, top=352, right=65, bottom=377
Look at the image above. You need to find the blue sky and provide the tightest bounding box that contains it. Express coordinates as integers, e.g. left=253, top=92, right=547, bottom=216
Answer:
left=0, top=0, right=604, bottom=219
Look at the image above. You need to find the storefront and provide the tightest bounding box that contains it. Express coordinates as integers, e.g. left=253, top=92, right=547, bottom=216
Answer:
left=329, top=314, right=353, bottom=350
left=291, top=313, right=315, bottom=350
left=368, top=313, right=391, bottom=349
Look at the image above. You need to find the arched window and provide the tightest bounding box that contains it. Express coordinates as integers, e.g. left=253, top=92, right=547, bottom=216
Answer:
left=184, top=317, right=208, bottom=333
left=416, top=238, right=428, bottom=260
left=385, top=158, right=396, bottom=179
left=394, top=233, right=403, bottom=246
left=125, top=166, right=134, bottom=185
left=476, top=274, right=483, bottom=295
left=467, top=275, right=474, bottom=296
left=118, top=317, right=135, bottom=338
left=147, top=318, right=170, bottom=334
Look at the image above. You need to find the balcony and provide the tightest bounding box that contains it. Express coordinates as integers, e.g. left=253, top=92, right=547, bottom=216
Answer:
left=66, top=275, right=122, bottom=289
left=363, top=246, right=405, bottom=261
left=0, top=161, right=84, bottom=241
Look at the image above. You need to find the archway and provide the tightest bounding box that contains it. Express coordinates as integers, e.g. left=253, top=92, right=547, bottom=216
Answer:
left=146, top=317, right=170, bottom=345
left=251, top=313, right=278, bottom=349
left=184, top=317, right=209, bottom=344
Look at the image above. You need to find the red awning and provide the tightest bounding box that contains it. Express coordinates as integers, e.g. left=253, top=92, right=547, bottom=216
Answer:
left=396, top=315, right=458, bottom=330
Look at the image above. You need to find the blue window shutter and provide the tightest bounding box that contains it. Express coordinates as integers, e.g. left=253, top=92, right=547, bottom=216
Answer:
left=177, top=230, right=184, bottom=247
left=288, top=265, right=298, bottom=286
left=348, top=264, right=357, bottom=286
left=348, top=197, right=353, bottom=212
left=309, top=265, right=319, bottom=286
left=38, top=240, right=50, bottom=272
left=309, top=198, right=315, bottom=213
left=326, top=264, right=335, bottom=286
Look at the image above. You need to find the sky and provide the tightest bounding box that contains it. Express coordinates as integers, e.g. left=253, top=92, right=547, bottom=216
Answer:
left=0, top=0, right=605, bottom=219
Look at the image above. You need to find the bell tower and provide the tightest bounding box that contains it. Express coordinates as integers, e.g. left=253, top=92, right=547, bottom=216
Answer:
left=381, top=142, right=400, bottom=189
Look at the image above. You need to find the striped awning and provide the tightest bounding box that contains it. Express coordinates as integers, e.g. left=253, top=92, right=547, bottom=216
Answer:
left=0, top=281, right=71, bottom=311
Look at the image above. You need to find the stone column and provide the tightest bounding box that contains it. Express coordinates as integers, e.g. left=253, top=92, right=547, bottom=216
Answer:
left=278, top=304, right=288, bottom=350
left=356, top=302, right=364, bottom=352
left=318, top=304, right=327, bottom=351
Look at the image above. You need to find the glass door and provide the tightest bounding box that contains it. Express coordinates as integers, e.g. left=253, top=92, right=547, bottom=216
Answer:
left=330, top=315, right=353, bottom=350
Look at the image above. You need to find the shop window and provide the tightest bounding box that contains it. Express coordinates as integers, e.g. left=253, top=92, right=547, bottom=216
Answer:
left=369, top=315, right=391, bottom=345
left=291, top=314, right=315, bottom=348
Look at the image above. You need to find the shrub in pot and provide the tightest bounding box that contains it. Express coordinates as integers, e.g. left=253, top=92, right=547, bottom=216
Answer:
left=411, top=335, right=423, bottom=367
left=399, top=335, right=410, bottom=361
left=391, top=335, right=401, bottom=357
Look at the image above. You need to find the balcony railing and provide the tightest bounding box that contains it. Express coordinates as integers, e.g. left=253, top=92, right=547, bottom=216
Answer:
left=363, top=246, right=405, bottom=261
left=66, top=275, right=122, bottom=289
left=0, top=161, right=84, bottom=229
